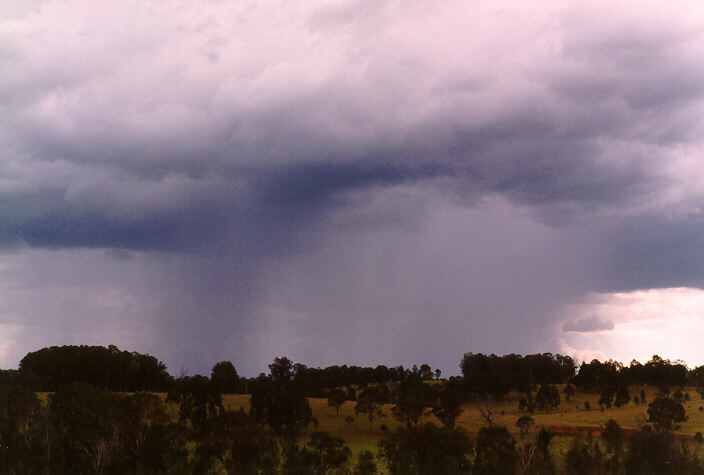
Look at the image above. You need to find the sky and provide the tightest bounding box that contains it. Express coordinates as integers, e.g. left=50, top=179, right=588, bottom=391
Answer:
left=2, top=0, right=704, bottom=376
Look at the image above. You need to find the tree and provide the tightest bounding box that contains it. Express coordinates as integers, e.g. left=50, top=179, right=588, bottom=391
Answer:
left=354, top=450, right=377, bottom=475
left=517, top=426, right=555, bottom=475
left=431, top=377, right=465, bottom=428
left=19, top=345, right=172, bottom=392
left=479, top=405, right=496, bottom=426
left=461, top=352, right=575, bottom=399
left=563, top=383, right=575, bottom=401
left=598, top=387, right=615, bottom=409
left=249, top=357, right=314, bottom=440
left=535, top=384, right=560, bottom=411
left=378, top=423, right=472, bottom=474
left=211, top=361, right=239, bottom=394
left=392, top=379, right=432, bottom=427
left=515, top=416, right=534, bottom=439
left=167, top=375, right=224, bottom=430
left=306, top=431, right=352, bottom=474
left=519, top=391, right=535, bottom=413
left=50, top=382, right=120, bottom=472
left=647, top=397, right=686, bottom=433
left=473, top=425, right=517, bottom=474
left=355, top=387, right=385, bottom=429
left=191, top=408, right=280, bottom=474
left=327, top=388, right=347, bottom=416
left=601, top=418, right=624, bottom=473
left=565, top=437, right=603, bottom=474
left=116, top=392, right=181, bottom=473
left=533, top=426, right=556, bottom=473
left=0, top=385, right=45, bottom=473
left=418, top=364, right=434, bottom=381
left=613, top=385, right=630, bottom=407
left=601, top=419, right=623, bottom=454
left=623, top=425, right=670, bottom=473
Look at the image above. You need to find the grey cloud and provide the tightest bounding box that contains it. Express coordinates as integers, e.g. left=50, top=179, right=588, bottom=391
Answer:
left=5, top=1, right=701, bottom=216
left=563, top=314, right=615, bottom=333
left=2, top=1, right=704, bottom=373
left=592, top=214, right=704, bottom=292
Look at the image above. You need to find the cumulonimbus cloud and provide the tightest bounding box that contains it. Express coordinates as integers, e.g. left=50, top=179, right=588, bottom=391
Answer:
left=1, top=0, right=704, bottom=373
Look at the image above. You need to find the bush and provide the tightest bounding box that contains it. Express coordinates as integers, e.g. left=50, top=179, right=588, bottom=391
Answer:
left=647, top=397, right=687, bottom=433
left=378, top=423, right=472, bottom=474
left=354, top=450, right=377, bottom=475
left=473, top=425, right=517, bottom=474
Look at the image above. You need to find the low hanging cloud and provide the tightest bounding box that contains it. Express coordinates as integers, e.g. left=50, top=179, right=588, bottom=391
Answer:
left=563, top=314, right=615, bottom=333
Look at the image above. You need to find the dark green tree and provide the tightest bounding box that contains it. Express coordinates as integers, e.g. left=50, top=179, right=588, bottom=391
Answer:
left=563, top=383, right=575, bottom=401
left=623, top=425, right=669, bottom=473
left=167, top=375, right=224, bottom=430
left=0, top=385, right=46, bottom=473
left=392, top=379, right=432, bottom=427
left=418, top=364, right=434, bottom=381
left=564, top=437, right=602, bottom=475
left=598, top=387, right=615, bottom=409
left=601, top=419, right=624, bottom=473
left=355, top=387, right=385, bottom=429
left=535, top=385, right=560, bottom=411
left=306, top=431, right=352, bottom=474
left=191, top=407, right=280, bottom=474
left=19, top=345, right=172, bottom=391
left=250, top=357, right=314, bottom=440
left=647, top=397, right=686, bottom=433
left=327, top=388, right=347, bottom=416
left=601, top=419, right=623, bottom=454
left=431, top=377, right=465, bottom=428
left=613, top=385, right=630, bottom=407
left=515, top=416, right=534, bottom=439
left=211, top=361, right=239, bottom=394
left=354, top=450, right=377, bottom=475
left=519, top=391, right=536, bottom=413
left=115, top=392, right=188, bottom=473
left=378, top=423, right=472, bottom=474
left=49, top=382, right=120, bottom=472
left=473, top=425, right=517, bottom=474
left=533, top=426, right=556, bottom=473
left=518, top=426, right=555, bottom=475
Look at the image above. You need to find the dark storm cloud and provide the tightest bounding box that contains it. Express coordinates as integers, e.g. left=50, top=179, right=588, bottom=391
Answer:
left=4, top=1, right=701, bottom=243
left=258, top=161, right=447, bottom=210
left=563, top=314, right=615, bottom=333
left=594, top=214, right=704, bottom=292
left=2, top=0, right=704, bottom=373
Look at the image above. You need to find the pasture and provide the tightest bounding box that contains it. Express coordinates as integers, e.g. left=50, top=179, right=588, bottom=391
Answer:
left=221, top=385, right=704, bottom=469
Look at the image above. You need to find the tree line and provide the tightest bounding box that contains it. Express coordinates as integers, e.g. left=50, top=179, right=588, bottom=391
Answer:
left=574, top=355, right=692, bottom=392
left=6, top=345, right=440, bottom=396
left=3, top=345, right=704, bottom=472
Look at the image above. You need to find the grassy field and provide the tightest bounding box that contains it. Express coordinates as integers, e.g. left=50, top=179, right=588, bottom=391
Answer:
left=221, top=385, right=704, bottom=470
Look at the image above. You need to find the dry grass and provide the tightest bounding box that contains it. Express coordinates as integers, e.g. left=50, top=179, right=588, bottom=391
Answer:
left=223, top=385, right=704, bottom=469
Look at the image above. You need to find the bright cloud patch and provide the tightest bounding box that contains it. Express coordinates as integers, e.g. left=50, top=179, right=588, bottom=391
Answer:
left=560, top=288, right=704, bottom=367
